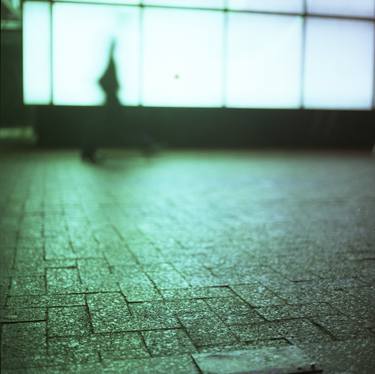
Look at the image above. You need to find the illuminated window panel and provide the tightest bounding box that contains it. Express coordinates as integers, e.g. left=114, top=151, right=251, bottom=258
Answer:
left=53, top=3, right=140, bottom=106
left=142, top=8, right=224, bottom=107
left=307, top=0, right=375, bottom=18
left=23, top=2, right=51, bottom=104
left=226, top=13, right=303, bottom=108
left=227, top=0, right=304, bottom=13
left=143, top=0, right=225, bottom=9
left=304, top=18, right=374, bottom=110
left=59, top=0, right=140, bottom=4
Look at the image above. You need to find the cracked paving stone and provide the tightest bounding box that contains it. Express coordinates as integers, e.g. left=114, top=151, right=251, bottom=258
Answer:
left=142, top=329, right=197, bottom=356
left=48, top=306, right=91, bottom=337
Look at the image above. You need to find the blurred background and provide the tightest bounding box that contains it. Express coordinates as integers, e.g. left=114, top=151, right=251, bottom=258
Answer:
left=1, top=0, right=375, bottom=148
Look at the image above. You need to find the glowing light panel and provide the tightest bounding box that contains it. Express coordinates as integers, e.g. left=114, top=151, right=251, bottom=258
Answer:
left=53, top=3, right=140, bottom=105
left=144, top=0, right=225, bottom=8
left=304, top=18, right=374, bottom=109
left=142, top=8, right=224, bottom=107
left=226, top=13, right=303, bottom=108
left=23, top=2, right=51, bottom=104
left=228, top=0, right=304, bottom=13
left=307, top=0, right=375, bottom=18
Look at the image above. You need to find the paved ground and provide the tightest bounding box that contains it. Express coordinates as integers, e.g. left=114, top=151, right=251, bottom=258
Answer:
left=0, top=149, right=374, bottom=373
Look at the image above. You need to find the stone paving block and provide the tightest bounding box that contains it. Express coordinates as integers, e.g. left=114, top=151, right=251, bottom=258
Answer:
left=78, top=259, right=118, bottom=292
left=231, top=283, right=286, bottom=307
left=142, top=329, right=197, bottom=356
left=7, top=294, right=86, bottom=308
left=1, top=321, right=47, bottom=369
left=1, top=307, right=46, bottom=323
left=87, top=293, right=132, bottom=333
left=102, top=355, right=199, bottom=374
left=47, top=337, right=98, bottom=366
left=48, top=306, right=91, bottom=337
left=121, top=285, right=163, bottom=302
left=299, top=339, right=375, bottom=374
left=167, top=299, right=212, bottom=318
left=312, top=315, right=373, bottom=340
left=147, top=271, right=190, bottom=289
left=179, top=313, right=238, bottom=348
left=45, top=238, right=76, bottom=260
left=206, top=297, right=265, bottom=326
left=10, top=276, right=46, bottom=296
left=129, top=301, right=181, bottom=330
left=47, top=268, right=84, bottom=294
left=192, top=346, right=319, bottom=374
left=256, top=303, right=342, bottom=322
left=161, top=286, right=235, bottom=300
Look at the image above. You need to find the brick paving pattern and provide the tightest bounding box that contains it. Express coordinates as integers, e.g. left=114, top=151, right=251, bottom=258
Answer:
left=1, top=149, right=374, bottom=373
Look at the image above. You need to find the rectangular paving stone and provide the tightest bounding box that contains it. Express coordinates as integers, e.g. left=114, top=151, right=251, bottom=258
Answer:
left=142, top=329, right=196, bottom=356
left=78, top=259, right=119, bottom=292
left=1, top=321, right=47, bottom=369
left=312, top=315, right=373, bottom=340
left=102, top=354, right=199, bottom=374
left=193, top=346, right=321, bottom=374
left=179, top=313, right=238, bottom=348
left=10, top=276, right=46, bottom=296
left=47, top=268, right=84, bottom=294
left=206, top=297, right=265, bottom=325
left=148, top=271, right=190, bottom=289
left=121, top=285, right=163, bottom=302
left=45, top=238, right=76, bottom=260
left=161, top=286, right=235, bottom=300
left=231, top=283, right=285, bottom=307
left=48, top=306, right=91, bottom=337
left=129, top=301, right=181, bottom=330
left=256, top=303, right=341, bottom=322
left=1, top=307, right=46, bottom=323
left=7, top=294, right=86, bottom=308
left=87, top=293, right=132, bottom=333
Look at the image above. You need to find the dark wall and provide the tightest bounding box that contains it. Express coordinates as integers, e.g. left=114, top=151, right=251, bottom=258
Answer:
left=35, top=106, right=375, bottom=149
left=0, top=29, right=32, bottom=127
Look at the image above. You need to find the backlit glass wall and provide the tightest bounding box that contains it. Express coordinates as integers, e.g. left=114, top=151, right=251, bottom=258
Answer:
left=23, top=0, right=375, bottom=109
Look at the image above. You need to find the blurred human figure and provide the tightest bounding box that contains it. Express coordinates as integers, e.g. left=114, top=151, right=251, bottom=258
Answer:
left=81, top=40, right=120, bottom=162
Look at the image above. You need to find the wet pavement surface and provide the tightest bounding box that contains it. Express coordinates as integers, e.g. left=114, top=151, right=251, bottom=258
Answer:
left=0, top=149, right=374, bottom=373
